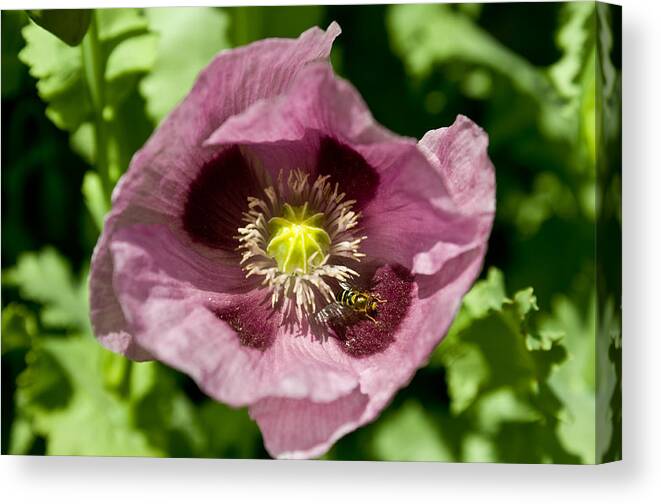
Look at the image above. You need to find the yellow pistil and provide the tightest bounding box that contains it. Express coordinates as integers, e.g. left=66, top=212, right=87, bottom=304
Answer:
left=266, top=202, right=331, bottom=274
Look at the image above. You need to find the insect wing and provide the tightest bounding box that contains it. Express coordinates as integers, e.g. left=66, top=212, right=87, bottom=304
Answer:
left=338, top=282, right=354, bottom=293
left=314, top=302, right=354, bottom=325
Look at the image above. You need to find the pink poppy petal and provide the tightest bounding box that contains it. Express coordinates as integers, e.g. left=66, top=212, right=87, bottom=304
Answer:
left=410, top=115, right=496, bottom=275
left=250, top=387, right=369, bottom=459
left=419, top=114, right=496, bottom=217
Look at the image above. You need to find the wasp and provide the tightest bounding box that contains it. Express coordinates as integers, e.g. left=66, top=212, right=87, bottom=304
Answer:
left=314, top=282, right=386, bottom=326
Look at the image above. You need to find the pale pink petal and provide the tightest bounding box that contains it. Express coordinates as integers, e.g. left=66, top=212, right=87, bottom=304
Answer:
left=419, top=114, right=496, bottom=217
left=250, top=388, right=369, bottom=459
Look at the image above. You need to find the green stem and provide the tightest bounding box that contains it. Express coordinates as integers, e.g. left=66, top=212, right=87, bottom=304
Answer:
left=119, top=360, right=134, bottom=399
left=81, top=10, right=111, bottom=206
left=232, top=7, right=260, bottom=47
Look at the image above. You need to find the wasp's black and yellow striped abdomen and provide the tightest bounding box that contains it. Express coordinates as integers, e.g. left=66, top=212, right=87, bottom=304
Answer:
left=336, top=282, right=386, bottom=322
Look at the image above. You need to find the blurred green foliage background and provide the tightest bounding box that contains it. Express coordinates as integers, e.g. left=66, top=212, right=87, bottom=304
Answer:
left=1, top=3, right=621, bottom=463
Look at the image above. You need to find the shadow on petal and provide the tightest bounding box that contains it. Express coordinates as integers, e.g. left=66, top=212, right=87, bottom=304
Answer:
left=415, top=246, right=485, bottom=299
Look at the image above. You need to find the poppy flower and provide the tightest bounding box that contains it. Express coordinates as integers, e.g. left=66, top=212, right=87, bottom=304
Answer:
left=89, top=22, right=495, bottom=459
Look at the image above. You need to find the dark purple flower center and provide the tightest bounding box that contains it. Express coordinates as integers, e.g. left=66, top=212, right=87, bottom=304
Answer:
left=182, top=145, right=262, bottom=251
left=211, top=297, right=278, bottom=351
left=316, top=137, right=379, bottom=211
left=330, top=264, right=414, bottom=358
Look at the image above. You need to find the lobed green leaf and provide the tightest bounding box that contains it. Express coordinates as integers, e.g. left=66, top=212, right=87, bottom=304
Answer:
left=139, top=7, right=231, bottom=123
left=16, top=334, right=162, bottom=456
left=3, top=248, right=89, bottom=331
left=27, top=9, right=91, bottom=47
left=1, top=304, right=38, bottom=355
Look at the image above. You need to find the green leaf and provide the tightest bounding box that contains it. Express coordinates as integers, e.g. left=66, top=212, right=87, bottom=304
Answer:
left=139, top=7, right=231, bottom=123
left=3, top=248, right=89, bottom=331
left=2, top=11, right=28, bottom=100
left=70, top=121, right=95, bottom=163
left=429, top=267, right=508, bottom=366
left=27, top=9, right=91, bottom=46
left=459, top=388, right=552, bottom=463
left=472, top=389, right=542, bottom=432
left=18, top=21, right=91, bottom=131
left=386, top=4, right=578, bottom=141
left=102, top=351, right=132, bottom=393
left=82, top=171, right=109, bottom=230
left=501, top=172, right=580, bottom=236
left=387, top=5, right=551, bottom=99
left=18, top=340, right=73, bottom=411
left=548, top=2, right=598, bottom=170
left=105, top=32, right=158, bottom=81
left=97, top=8, right=149, bottom=42
left=437, top=269, right=566, bottom=415
left=7, top=416, right=37, bottom=455
left=372, top=401, right=454, bottom=461
left=1, top=304, right=38, bottom=354
left=428, top=268, right=585, bottom=463
left=16, top=334, right=162, bottom=456
left=548, top=2, right=596, bottom=102
left=542, top=295, right=597, bottom=463
left=513, top=287, right=539, bottom=320
left=197, top=401, right=262, bottom=458
left=596, top=3, right=621, bottom=147
left=19, top=7, right=154, bottom=169
left=131, top=362, right=208, bottom=457
left=463, top=267, right=509, bottom=317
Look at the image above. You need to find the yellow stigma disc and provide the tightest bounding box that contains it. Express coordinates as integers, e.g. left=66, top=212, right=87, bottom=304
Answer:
left=266, top=202, right=331, bottom=274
